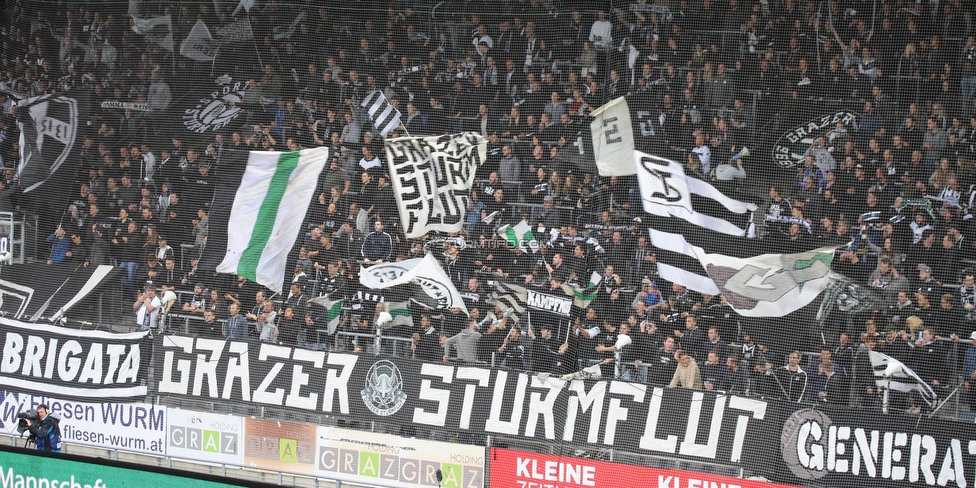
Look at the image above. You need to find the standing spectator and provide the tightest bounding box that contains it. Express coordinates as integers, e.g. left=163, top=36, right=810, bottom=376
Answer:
left=256, top=300, right=278, bottom=343
left=225, top=303, right=248, bottom=340
left=668, top=349, right=703, bottom=390
left=133, top=284, right=161, bottom=331
left=45, top=227, right=70, bottom=265
left=361, top=220, right=393, bottom=265
left=444, top=319, right=482, bottom=363
left=773, top=351, right=809, bottom=403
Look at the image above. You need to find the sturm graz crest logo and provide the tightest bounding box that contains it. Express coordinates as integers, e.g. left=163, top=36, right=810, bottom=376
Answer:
left=365, top=261, right=463, bottom=309
left=182, top=80, right=250, bottom=133
left=361, top=360, right=407, bottom=416
left=22, top=94, right=80, bottom=192
left=780, top=409, right=832, bottom=480
left=772, top=111, right=859, bottom=169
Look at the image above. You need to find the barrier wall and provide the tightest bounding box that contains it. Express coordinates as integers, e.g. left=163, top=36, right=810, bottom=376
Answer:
left=6, top=325, right=976, bottom=487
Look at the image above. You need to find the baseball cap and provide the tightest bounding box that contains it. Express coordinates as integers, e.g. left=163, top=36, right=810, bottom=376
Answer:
left=633, top=217, right=642, bottom=223
left=918, top=264, right=932, bottom=274
left=641, top=278, right=653, bottom=285
left=543, top=195, right=554, bottom=202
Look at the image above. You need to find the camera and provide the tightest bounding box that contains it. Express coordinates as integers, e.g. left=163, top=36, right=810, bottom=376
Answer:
left=16, top=409, right=38, bottom=435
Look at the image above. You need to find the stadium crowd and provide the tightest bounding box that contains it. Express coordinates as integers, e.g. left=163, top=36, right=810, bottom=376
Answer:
left=2, top=0, right=976, bottom=414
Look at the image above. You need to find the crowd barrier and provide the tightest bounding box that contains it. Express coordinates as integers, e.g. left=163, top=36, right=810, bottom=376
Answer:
left=3, top=318, right=976, bottom=487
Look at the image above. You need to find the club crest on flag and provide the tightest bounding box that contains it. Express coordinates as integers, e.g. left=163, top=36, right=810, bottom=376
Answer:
left=182, top=80, right=250, bottom=133
left=637, top=153, right=691, bottom=211
left=703, top=250, right=835, bottom=312
left=17, top=90, right=89, bottom=194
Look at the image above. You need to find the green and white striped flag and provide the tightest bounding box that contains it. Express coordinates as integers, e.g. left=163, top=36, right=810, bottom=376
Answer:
left=563, top=271, right=601, bottom=309
left=308, top=295, right=344, bottom=334
left=388, top=301, right=413, bottom=328
left=497, top=220, right=539, bottom=253
left=215, top=147, right=328, bottom=293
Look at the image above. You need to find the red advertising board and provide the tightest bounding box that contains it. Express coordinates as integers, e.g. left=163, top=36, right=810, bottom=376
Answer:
left=489, top=448, right=800, bottom=488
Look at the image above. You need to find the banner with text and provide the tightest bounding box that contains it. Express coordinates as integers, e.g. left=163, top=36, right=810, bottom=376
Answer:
left=773, top=406, right=976, bottom=488
left=0, top=389, right=165, bottom=456
left=167, top=408, right=243, bottom=465
left=0, top=317, right=148, bottom=400
left=489, top=448, right=800, bottom=488
left=316, top=426, right=484, bottom=487
left=243, top=418, right=318, bottom=475
left=154, top=335, right=775, bottom=468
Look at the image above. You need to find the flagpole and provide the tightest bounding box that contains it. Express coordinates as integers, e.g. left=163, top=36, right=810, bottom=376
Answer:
left=250, top=36, right=264, bottom=68
left=210, top=41, right=222, bottom=78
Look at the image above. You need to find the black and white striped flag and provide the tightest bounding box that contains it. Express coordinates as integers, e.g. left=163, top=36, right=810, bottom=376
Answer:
left=361, top=90, right=403, bottom=137
left=636, top=150, right=847, bottom=316
left=869, top=350, right=938, bottom=408
left=635, top=151, right=756, bottom=236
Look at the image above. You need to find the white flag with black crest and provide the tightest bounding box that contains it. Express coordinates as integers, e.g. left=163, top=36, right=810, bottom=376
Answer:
left=361, top=90, right=403, bottom=137
left=384, top=133, right=486, bottom=238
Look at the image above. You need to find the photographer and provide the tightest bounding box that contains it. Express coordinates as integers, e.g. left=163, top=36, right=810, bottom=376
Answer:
left=23, top=404, right=61, bottom=452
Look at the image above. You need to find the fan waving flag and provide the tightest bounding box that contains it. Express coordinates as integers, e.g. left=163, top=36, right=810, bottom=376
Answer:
left=362, top=90, right=403, bottom=137
left=498, top=220, right=539, bottom=253
left=868, top=350, right=938, bottom=408
left=212, top=147, right=328, bottom=294
left=180, top=20, right=220, bottom=62
left=308, top=295, right=344, bottom=334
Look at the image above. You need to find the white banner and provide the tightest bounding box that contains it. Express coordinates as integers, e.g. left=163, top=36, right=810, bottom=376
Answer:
left=384, top=133, right=486, bottom=238
left=180, top=20, right=219, bottom=62
left=359, top=254, right=469, bottom=314
left=315, top=426, right=485, bottom=487
left=590, top=97, right=636, bottom=176
left=166, top=408, right=243, bottom=465
left=0, top=390, right=166, bottom=456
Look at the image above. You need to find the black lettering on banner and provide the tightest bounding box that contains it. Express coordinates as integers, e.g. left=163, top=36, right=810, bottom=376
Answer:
left=386, top=134, right=485, bottom=237
left=602, top=117, right=621, bottom=144
left=0, top=318, right=148, bottom=399
left=639, top=155, right=685, bottom=203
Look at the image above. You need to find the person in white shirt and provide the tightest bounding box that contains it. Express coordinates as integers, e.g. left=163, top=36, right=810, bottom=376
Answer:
left=134, top=284, right=161, bottom=330
left=690, top=133, right=711, bottom=176
left=256, top=299, right=279, bottom=342
left=589, top=11, right=612, bottom=50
